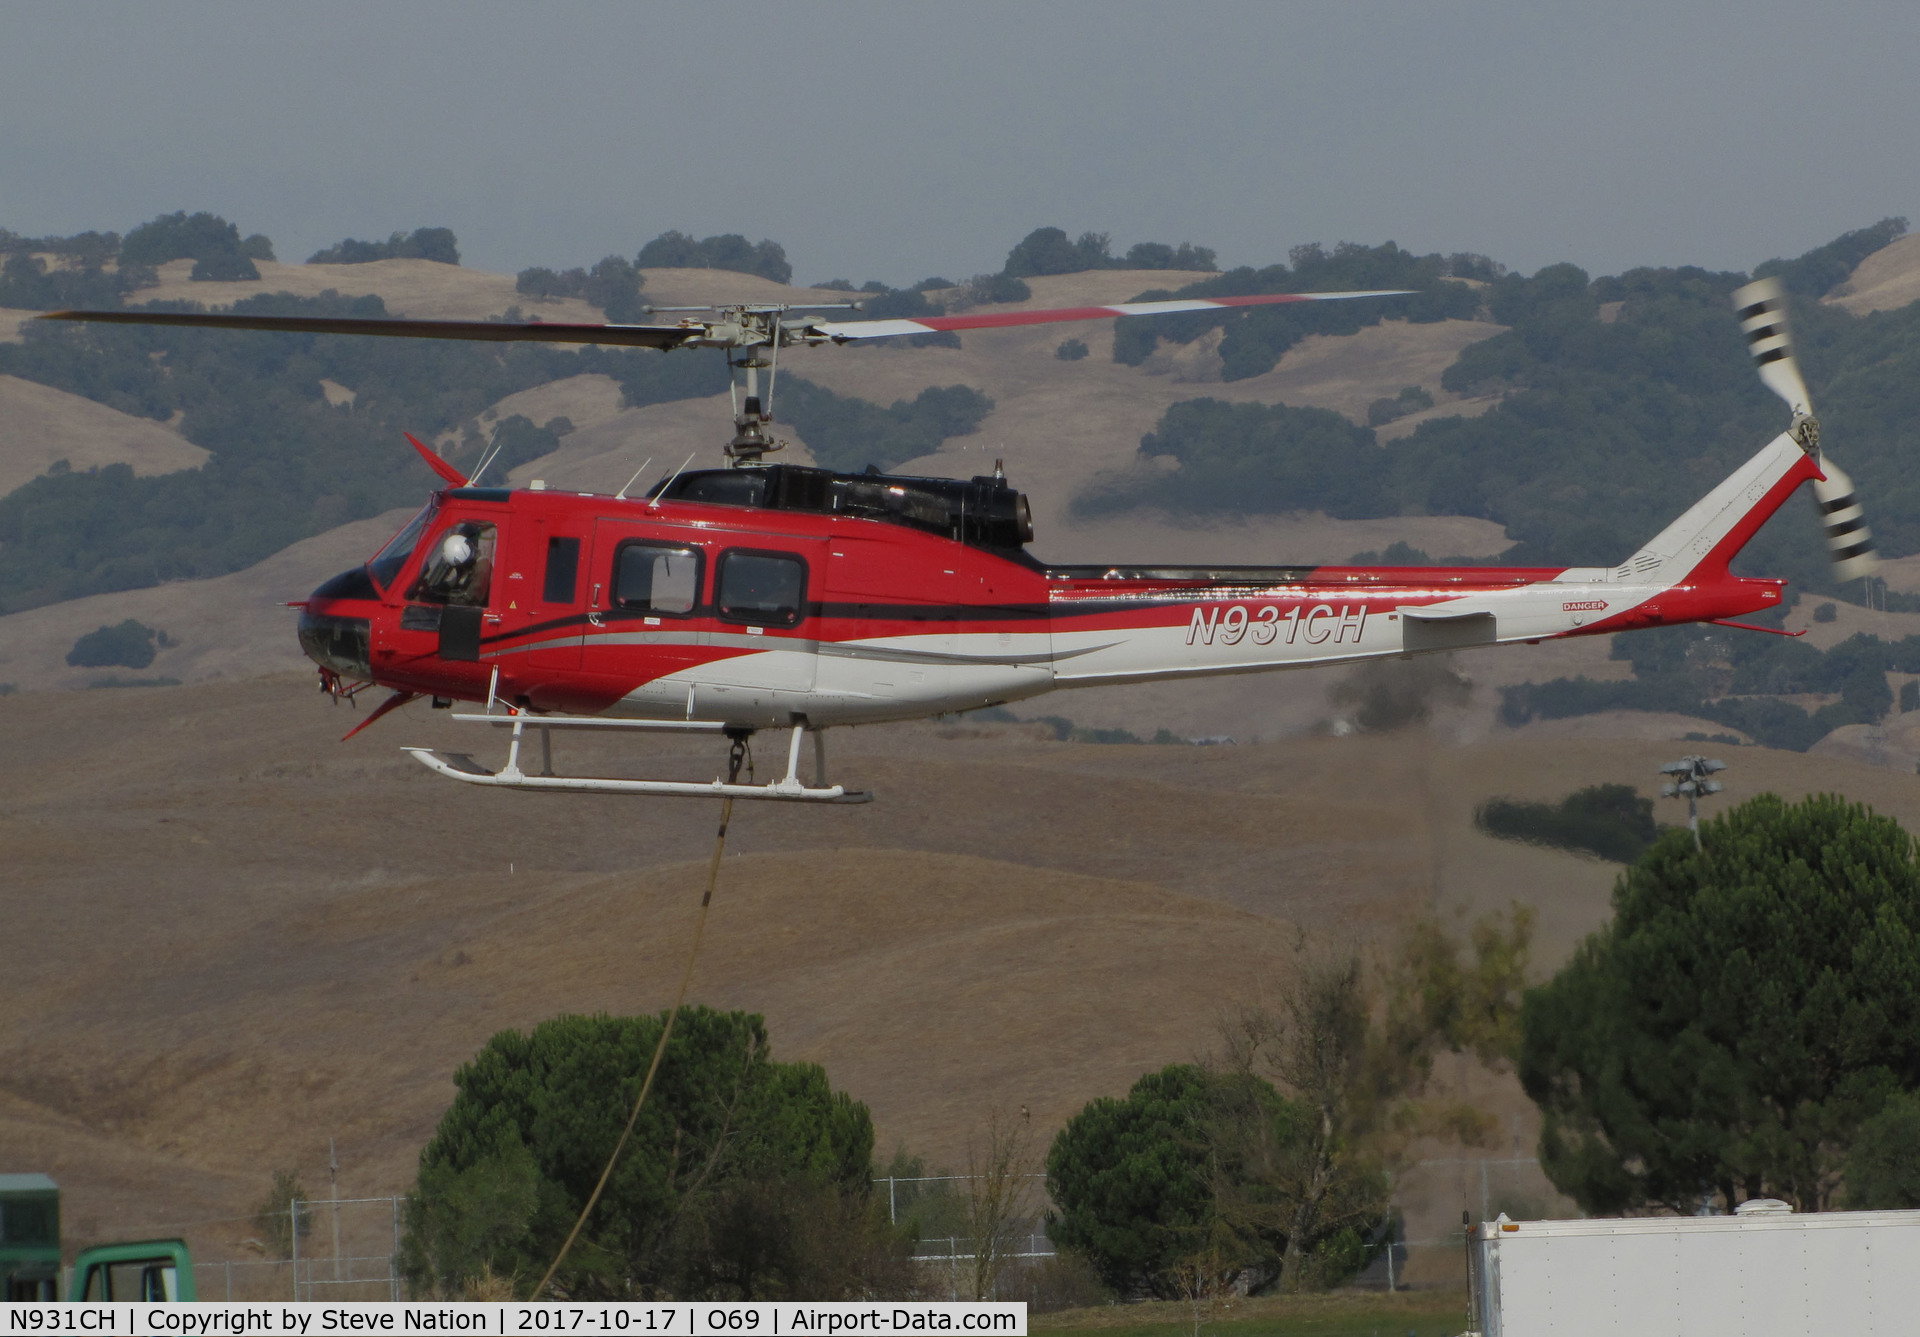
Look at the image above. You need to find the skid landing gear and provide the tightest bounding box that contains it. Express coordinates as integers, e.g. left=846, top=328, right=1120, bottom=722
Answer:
left=403, top=711, right=870, bottom=803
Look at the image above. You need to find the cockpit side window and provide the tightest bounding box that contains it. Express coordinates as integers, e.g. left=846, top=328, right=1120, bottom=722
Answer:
left=409, top=522, right=497, bottom=606
left=367, top=503, right=436, bottom=590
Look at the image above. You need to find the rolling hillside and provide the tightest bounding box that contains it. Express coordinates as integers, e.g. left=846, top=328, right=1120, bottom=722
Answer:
left=11, top=673, right=1920, bottom=1267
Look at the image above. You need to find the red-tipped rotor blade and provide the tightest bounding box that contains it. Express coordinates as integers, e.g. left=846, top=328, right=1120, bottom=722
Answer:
left=38, top=309, right=699, bottom=349
left=342, top=689, right=421, bottom=741
left=407, top=431, right=469, bottom=488
left=812, top=288, right=1414, bottom=341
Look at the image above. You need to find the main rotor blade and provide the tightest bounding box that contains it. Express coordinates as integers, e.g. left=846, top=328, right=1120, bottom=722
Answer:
left=810, top=288, right=1415, bottom=341
left=38, top=309, right=699, bottom=349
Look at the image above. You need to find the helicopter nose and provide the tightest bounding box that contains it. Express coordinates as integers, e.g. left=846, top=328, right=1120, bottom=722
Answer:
left=298, top=567, right=376, bottom=680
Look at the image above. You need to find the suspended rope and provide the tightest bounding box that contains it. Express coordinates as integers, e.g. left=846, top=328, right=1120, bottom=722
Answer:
left=535, top=743, right=745, bottom=1297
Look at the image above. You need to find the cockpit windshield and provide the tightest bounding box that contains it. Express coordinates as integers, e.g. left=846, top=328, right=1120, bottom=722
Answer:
left=367, top=502, right=436, bottom=590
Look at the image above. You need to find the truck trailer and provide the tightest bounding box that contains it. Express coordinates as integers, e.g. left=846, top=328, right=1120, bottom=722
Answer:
left=1472, top=1203, right=1920, bottom=1336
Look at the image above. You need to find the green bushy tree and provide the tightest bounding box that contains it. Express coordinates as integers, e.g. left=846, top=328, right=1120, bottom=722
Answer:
left=516, top=257, right=645, bottom=321
left=1046, top=1064, right=1255, bottom=1297
left=252, top=1169, right=313, bottom=1259
left=400, top=1008, right=899, bottom=1299
left=0, top=253, right=137, bottom=310
left=66, top=619, right=158, bottom=669
left=1522, top=793, right=1920, bottom=1214
left=637, top=232, right=791, bottom=284
left=1753, top=217, right=1906, bottom=298
left=1123, top=241, right=1218, bottom=271
left=1047, top=910, right=1530, bottom=1303
left=1475, top=784, right=1662, bottom=862
left=1501, top=627, right=1918, bottom=751
left=308, top=227, right=459, bottom=265
left=1075, top=397, right=1378, bottom=518
left=121, top=211, right=256, bottom=267
left=1003, top=227, right=1115, bottom=278
left=775, top=379, right=993, bottom=473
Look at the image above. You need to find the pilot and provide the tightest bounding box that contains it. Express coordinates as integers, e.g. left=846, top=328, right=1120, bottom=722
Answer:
left=431, top=524, right=494, bottom=604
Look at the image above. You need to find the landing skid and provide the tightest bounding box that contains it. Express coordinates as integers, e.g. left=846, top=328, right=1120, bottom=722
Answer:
left=403, top=712, right=871, bottom=803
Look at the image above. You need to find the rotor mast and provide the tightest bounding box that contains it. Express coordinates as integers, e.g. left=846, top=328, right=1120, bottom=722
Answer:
left=642, top=301, right=863, bottom=467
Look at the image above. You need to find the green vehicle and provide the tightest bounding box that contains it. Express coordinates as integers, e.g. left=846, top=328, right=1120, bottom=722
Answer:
left=67, top=1240, right=196, bottom=1301
left=1, top=1174, right=60, bottom=1300
left=0, top=1174, right=194, bottom=1301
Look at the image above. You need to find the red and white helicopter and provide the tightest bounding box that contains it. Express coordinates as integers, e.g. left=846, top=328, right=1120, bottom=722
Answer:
left=48, top=275, right=1871, bottom=803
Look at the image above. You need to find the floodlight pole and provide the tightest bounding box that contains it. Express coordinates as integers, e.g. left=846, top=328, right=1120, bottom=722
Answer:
left=1659, top=755, right=1728, bottom=850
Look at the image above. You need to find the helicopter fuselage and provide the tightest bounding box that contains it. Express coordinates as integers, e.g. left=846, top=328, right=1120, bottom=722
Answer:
left=297, top=445, right=1808, bottom=733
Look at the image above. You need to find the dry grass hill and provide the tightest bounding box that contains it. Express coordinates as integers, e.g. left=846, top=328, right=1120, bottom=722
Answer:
left=1828, top=232, right=1920, bottom=315
left=0, top=374, right=207, bottom=498
left=10, top=671, right=1920, bottom=1274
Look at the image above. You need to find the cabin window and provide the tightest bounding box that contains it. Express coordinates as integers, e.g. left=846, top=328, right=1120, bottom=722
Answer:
left=542, top=537, right=581, bottom=603
left=614, top=542, right=701, bottom=615
left=409, top=522, right=497, bottom=606
left=717, top=550, right=807, bottom=627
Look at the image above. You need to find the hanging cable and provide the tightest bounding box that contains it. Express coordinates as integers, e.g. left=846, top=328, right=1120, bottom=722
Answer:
left=534, top=768, right=741, bottom=1297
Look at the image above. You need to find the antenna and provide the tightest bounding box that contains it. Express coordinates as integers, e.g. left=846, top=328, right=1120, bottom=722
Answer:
left=613, top=456, right=654, bottom=502
left=648, top=452, right=697, bottom=510
left=467, top=421, right=506, bottom=486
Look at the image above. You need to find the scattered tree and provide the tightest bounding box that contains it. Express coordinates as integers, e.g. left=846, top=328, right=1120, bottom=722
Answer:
left=774, top=380, right=992, bottom=474
left=121, top=211, right=260, bottom=269
left=1055, top=339, right=1089, bottom=362
left=66, top=619, right=158, bottom=669
left=1123, top=241, right=1218, bottom=272
left=308, top=228, right=460, bottom=265
left=636, top=232, right=790, bottom=284
left=252, top=1169, right=313, bottom=1259
left=1753, top=217, right=1906, bottom=298
left=962, top=1108, right=1038, bottom=1300
left=191, top=251, right=261, bottom=282
left=515, top=256, right=645, bottom=321
left=1475, top=784, right=1662, bottom=863
left=1002, top=228, right=1217, bottom=278
left=0, top=253, right=137, bottom=310
left=956, top=273, right=1031, bottom=306
left=1003, top=227, right=1115, bottom=278
left=1365, top=385, right=1434, bottom=427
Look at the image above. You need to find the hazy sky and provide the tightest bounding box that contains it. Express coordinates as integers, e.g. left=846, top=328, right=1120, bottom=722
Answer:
left=4, top=1, right=1916, bottom=286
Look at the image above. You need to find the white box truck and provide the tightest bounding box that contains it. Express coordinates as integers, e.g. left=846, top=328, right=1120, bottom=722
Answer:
left=1472, top=1204, right=1920, bottom=1336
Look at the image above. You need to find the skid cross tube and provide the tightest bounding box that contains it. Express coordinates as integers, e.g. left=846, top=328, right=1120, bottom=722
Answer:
left=402, top=722, right=869, bottom=802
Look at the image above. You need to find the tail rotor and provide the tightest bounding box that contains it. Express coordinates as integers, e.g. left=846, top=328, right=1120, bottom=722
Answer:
left=1731, top=276, right=1878, bottom=583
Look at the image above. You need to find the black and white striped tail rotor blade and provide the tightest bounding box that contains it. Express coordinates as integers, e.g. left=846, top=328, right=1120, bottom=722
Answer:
left=1732, top=277, right=1813, bottom=417
left=1732, top=277, right=1880, bottom=581
left=1812, top=458, right=1879, bottom=582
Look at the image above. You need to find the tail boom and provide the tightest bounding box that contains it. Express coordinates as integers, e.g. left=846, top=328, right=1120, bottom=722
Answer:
left=1043, top=431, right=1818, bottom=688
